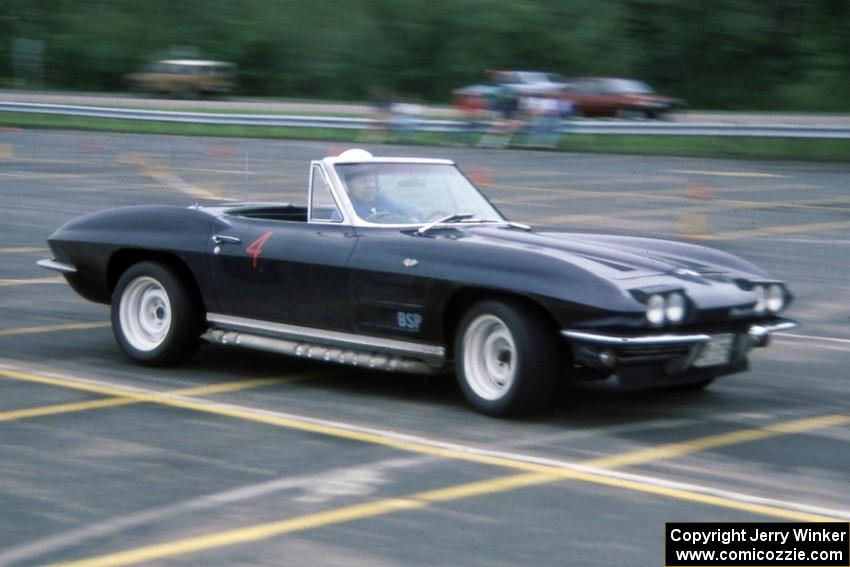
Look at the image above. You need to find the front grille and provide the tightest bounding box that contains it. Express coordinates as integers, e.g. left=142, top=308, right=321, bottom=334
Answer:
left=616, top=344, right=691, bottom=363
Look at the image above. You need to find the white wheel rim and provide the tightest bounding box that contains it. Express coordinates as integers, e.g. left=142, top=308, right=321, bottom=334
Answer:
left=119, top=276, right=172, bottom=352
left=462, top=314, right=517, bottom=401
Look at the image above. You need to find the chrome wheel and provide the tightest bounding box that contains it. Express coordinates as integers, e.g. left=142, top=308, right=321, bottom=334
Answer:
left=118, top=276, right=172, bottom=352
left=462, top=314, right=517, bottom=401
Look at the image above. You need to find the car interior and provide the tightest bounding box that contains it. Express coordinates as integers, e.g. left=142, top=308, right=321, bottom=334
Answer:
left=226, top=204, right=308, bottom=222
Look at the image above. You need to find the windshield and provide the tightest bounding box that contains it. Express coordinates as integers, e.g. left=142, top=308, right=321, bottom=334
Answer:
left=335, top=163, right=505, bottom=225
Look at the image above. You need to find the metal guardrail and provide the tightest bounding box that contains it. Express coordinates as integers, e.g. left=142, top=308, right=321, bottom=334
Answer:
left=2, top=101, right=850, bottom=139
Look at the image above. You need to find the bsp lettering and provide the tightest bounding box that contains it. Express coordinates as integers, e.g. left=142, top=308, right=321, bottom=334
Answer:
left=397, top=312, right=423, bottom=331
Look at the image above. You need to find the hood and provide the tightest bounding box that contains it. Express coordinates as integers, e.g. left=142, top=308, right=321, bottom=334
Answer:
left=460, top=227, right=764, bottom=281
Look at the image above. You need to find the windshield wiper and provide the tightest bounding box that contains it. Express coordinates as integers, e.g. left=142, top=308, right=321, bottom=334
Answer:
left=416, top=213, right=474, bottom=235
left=504, top=221, right=531, bottom=231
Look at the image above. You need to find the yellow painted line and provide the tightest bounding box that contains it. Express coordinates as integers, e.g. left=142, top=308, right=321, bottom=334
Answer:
left=2, top=367, right=846, bottom=481
left=142, top=166, right=228, bottom=201
left=0, top=366, right=841, bottom=565
left=48, top=473, right=549, bottom=567
left=46, top=470, right=837, bottom=567
left=0, top=367, right=572, bottom=470
left=0, top=397, right=138, bottom=423
left=584, top=414, right=850, bottom=469
left=667, top=170, right=786, bottom=178
left=0, top=322, right=111, bottom=337
left=161, top=378, right=298, bottom=397
left=3, top=368, right=847, bottom=481
left=0, top=377, right=302, bottom=424
left=47, top=460, right=843, bottom=566
left=547, top=470, right=839, bottom=523
left=701, top=220, right=850, bottom=241
left=0, top=247, right=48, bottom=254
left=5, top=368, right=848, bottom=510
left=0, top=276, right=66, bottom=287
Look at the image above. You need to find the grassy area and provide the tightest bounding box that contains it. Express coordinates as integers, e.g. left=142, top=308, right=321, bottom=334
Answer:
left=2, top=111, right=849, bottom=161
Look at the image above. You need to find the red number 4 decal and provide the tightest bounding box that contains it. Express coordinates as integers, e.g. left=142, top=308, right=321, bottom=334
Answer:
left=246, top=231, right=273, bottom=268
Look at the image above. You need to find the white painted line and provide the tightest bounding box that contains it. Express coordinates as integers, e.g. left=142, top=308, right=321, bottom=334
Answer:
left=0, top=456, right=429, bottom=567
left=0, top=276, right=65, bottom=287
left=1, top=360, right=846, bottom=524
left=667, top=170, right=786, bottom=179
left=560, top=466, right=850, bottom=521
left=776, top=332, right=850, bottom=346
left=0, top=247, right=48, bottom=254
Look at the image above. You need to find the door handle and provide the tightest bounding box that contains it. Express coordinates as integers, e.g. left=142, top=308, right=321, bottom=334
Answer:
left=211, top=234, right=242, bottom=245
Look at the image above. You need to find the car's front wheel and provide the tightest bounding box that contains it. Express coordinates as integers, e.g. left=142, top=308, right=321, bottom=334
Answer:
left=111, top=261, right=202, bottom=366
left=455, top=300, right=560, bottom=416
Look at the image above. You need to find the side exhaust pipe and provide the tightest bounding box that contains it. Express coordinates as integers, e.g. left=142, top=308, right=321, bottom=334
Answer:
left=202, top=328, right=444, bottom=375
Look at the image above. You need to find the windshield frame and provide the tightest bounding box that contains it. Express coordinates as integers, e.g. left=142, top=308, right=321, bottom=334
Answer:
left=321, top=158, right=509, bottom=228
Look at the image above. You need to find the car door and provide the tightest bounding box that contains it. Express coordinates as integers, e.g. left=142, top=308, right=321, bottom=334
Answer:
left=575, top=80, right=611, bottom=117
left=348, top=226, right=434, bottom=342
left=208, top=165, right=357, bottom=331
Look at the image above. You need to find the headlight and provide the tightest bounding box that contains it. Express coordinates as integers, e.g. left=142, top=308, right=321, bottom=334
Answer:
left=765, top=284, right=785, bottom=313
left=753, top=285, right=767, bottom=314
left=665, top=292, right=686, bottom=324
left=646, top=294, right=666, bottom=326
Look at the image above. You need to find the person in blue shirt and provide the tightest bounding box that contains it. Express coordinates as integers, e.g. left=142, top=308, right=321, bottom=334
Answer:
left=345, top=169, right=416, bottom=222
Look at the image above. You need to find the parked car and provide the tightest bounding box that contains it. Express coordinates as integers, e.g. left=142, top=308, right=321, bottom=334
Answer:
left=452, top=70, right=567, bottom=115
left=561, top=77, right=685, bottom=119
left=124, top=59, right=236, bottom=98
left=39, top=149, right=795, bottom=417
left=488, top=70, right=569, bottom=95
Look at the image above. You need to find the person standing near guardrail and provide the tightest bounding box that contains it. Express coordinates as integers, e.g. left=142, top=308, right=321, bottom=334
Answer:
left=478, top=79, right=521, bottom=148
left=524, top=93, right=562, bottom=149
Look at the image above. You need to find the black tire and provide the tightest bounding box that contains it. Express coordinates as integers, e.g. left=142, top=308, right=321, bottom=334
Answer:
left=454, top=300, right=560, bottom=417
left=111, top=261, right=203, bottom=366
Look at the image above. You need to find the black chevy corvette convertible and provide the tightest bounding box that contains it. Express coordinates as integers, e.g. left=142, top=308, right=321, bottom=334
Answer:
left=40, top=149, right=796, bottom=416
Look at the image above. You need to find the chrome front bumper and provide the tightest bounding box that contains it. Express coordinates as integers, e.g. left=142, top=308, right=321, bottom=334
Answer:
left=37, top=258, right=77, bottom=274
left=562, top=319, right=798, bottom=373
left=562, top=319, right=798, bottom=349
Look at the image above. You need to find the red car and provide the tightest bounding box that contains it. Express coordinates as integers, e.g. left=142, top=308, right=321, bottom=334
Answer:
left=562, top=78, right=685, bottom=119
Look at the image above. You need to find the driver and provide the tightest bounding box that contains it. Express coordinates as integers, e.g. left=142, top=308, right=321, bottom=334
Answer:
left=346, top=169, right=414, bottom=222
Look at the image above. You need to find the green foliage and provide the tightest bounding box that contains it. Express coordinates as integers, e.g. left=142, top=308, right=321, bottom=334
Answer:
left=2, top=0, right=849, bottom=111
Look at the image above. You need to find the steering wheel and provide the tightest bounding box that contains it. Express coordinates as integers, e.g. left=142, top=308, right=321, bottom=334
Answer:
left=366, top=210, right=412, bottom=224
left=365, top=210, right=394, bottom=221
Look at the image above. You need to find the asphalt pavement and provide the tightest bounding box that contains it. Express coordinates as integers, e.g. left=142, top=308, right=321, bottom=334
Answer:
left=0, top=130, right=848, bottom=566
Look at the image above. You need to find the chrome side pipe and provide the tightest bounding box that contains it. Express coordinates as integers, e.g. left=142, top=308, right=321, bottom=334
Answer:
left=202, top=328, right=443, bottom=374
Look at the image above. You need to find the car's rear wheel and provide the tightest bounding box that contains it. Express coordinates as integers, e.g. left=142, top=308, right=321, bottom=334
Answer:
left=455, top=300, right=560, bottom=416
left=111, top=261, right=202, bottom=366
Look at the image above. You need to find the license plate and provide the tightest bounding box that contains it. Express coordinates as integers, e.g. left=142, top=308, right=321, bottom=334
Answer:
left=693, top=333, right=735, bottom=368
